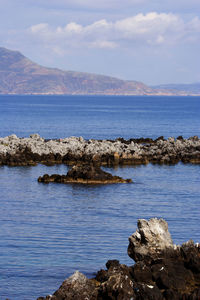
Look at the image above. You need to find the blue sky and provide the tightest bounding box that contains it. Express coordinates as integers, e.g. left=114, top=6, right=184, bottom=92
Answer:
left=1, top=0, right=200, bottom=85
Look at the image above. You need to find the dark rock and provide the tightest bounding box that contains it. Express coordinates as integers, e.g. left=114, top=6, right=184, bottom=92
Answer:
left=38, top=271, right=98, bottom=300
left=128, top=218, right=200, bottom=299
left=38, top=163, right=132, bottom=184
left=155, top=136, right=165, bottom=142
left=177, top=135, right=184, bottom=140
left=37, top=218, right=200, bottom=300
left=105, top=259, right=120, bottom=270
left=133, top=261, right=153, bottom=284
left=133, top=282, right=163, bottom=300
left=96, top=260, right=135, bottom=300
left=95, top=269, right=108, bottom=283
left=97, top=270, right=135, bottom=300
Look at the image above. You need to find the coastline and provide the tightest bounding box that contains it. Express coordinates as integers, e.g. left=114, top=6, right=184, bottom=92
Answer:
left=0, top=92, right=200, bottom=96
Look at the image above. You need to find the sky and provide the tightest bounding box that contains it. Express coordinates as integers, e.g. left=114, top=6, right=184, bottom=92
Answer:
left=1, top=0, right=200, bottom=85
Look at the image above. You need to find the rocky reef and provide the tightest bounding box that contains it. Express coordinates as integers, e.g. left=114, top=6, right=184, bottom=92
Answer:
left=37, top=218, right=200, bottom=300
left=38, top=163, right=132, bottom=184
left=0, top=134, right=200, bottom=167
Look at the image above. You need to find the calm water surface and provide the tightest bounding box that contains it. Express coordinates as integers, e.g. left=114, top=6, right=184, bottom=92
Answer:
left=0, top=95, right=199, bottom=299
left=0, top=95, right=200, bottom=139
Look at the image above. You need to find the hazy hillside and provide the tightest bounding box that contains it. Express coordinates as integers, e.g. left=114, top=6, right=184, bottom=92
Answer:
left=0, top=47, right=199, bottom=95
left=0, top=47, right=155, bottom=95
left=152, top=83, right=200, bottom=94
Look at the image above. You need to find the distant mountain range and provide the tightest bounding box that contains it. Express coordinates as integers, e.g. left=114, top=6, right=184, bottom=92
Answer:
left=152, top=83, right=200, bottom=94
left=0, top=47, right=199, bottom=96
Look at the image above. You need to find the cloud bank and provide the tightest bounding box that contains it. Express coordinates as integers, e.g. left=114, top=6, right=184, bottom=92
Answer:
left=29, top=12, right=200, bottom=53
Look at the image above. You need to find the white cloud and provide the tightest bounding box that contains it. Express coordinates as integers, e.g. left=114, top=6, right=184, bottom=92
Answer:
left=30, top=23, right=49, bottom=34
left=90, top=40, right=117, bottom=49
left=27, top=12, right=200, bottom=52
left=64, top=22, right=83, bottom=34
left=114, top=13, right=185, bottom=42
left=52, top=46, right=65, bottom=55
left=187, top=17, right=200, bottom=32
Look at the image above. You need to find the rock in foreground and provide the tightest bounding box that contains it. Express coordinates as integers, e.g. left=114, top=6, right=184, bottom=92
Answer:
left=38, top=218, right=200, bottom=300
left=38, top=163, right=132, bottom=184
left=128, top=218, right=174, bottom=262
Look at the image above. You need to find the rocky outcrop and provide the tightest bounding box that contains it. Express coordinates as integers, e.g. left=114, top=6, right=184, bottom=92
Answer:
left=37, top=218, right=200, bottom=300
left=127, top=219, right=200, bottom=299
left=38, top=163, right=132, bottom=184
left=0, top=134, right=200, bottom=166
left=128, top=218, right=173, bottom=262
left=37, top=261, right=136, bottom=300
left=37, top=271, right=99, bottom=300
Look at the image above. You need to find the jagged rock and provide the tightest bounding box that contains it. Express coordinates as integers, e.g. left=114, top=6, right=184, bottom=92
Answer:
left=0, top=135, right=200, bottom=166
left=37, top=271, right=99, bottom=300
left=132, top=240, right=200, bottom=299
left=96, top=260, right=135, bottom=300
left=38, top=163, right=132, bottom=184
left=128, top=219, right=200, bottom=299
left=37, top=218, right=200, bottom=300
left=128, top=218, right=173, bottom=262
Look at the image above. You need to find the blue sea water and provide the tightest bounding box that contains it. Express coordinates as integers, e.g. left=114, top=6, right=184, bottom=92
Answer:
left=0, top=95, right=200, bottom=299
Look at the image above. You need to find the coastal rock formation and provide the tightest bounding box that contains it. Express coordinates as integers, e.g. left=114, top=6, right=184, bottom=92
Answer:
left=37, top=271, right=98, bottom=300
left=127, top=219, right=200, bottom=298
left=38, top=163, right=132, bottom=184
left=0, top=134, right=200, bottom=166
left=128, top=218, right=173, bottom=262
left=37, top=218, right=200, bottom=300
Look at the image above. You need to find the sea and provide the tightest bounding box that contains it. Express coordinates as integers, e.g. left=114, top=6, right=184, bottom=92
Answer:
left=0, top=95, right=199, bottom=299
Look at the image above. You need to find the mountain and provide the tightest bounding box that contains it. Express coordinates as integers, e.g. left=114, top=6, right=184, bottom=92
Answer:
left=152, top=83, right=200, bottom=95
left=0, top=47, right=155, bottom=95
left=0, top=47, right=199, bottom=95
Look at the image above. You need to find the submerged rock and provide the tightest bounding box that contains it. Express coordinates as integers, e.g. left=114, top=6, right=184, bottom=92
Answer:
left=37, top=218, right=200, bottom=300
left=38, top=163, right=132, bottom=184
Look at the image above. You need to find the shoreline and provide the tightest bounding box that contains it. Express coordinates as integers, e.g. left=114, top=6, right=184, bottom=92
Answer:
left=0, top=134, right=200, bottom=167
left=1, top=93, right=200, bottom=96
